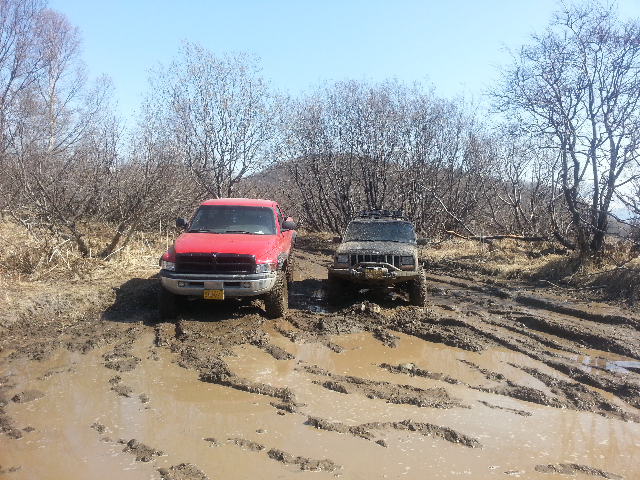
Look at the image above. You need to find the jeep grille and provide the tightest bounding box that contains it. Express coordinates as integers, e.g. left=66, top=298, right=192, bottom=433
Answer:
left=350, top=254, right=401, bottom=268
left=175, top=253, right=256, bottom=274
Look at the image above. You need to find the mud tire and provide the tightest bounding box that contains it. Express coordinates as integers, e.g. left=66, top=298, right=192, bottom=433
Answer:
left=158, top=286, right=182, bottom=320
left=264, top=272, right=288, bottom=318
left=285, top=253, right=295, bottom=284
left=408, top=268, right=427, bottom=306
left=326, top=273, right=345, bottom=306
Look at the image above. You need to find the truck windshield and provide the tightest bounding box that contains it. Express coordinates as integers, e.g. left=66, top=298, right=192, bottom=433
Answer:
left=189, top=205, right=276, bottom=235
left=343, top=221, right=416, bottom=243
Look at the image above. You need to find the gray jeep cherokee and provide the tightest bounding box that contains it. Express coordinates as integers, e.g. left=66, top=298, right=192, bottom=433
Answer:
left=327, top=210, right=429, bottom=306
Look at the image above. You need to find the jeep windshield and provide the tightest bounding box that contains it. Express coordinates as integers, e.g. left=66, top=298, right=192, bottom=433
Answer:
left=188, top=205, right=276, bottom=235
left=343, top=221, right=416, bottom=243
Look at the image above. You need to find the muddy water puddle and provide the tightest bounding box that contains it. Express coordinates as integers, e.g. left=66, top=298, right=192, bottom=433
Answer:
left=2, top=326, right=640, bottom=479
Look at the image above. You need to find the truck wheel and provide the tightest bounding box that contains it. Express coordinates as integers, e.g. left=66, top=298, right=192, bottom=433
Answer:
left=408, top=269, right=427, bottom=306
left=285, top=253, right=295, bottom=284
left=326, top=273, right=344, bottom=306
left=264, top=272, right=288, bottom=318
left=158, top=286, right=181, bottom=320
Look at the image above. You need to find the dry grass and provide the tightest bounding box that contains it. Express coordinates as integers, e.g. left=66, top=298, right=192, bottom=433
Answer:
left=422, top=238, right=566, bottom=278
left=0, top=219, right=170, bottom=282
left=421, top=237, right=640, bottom=304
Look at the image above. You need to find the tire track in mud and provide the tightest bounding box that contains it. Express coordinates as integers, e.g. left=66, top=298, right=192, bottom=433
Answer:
left=197, top=356, right=483, bottom=451
left=534, top=463, right=624, bottom=479
left=413, top=273, right=640, bottom=413
left=307, top=417, right=482, bottom=448
left=299, top=364, right=468, bottom=409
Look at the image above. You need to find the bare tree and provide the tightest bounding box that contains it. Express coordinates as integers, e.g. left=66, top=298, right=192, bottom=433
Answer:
left=278, top=80, right=500, bottom=237
left=279, top=81, right=366, bottom=232
left=146, top=43, right=280, bottom=199
left=9, top=81, right=119, bottom=256
left=478, top=129, right=561, bottom=239
left=1, top=6, right=132, bottom=257
left=493, top=0, right=640, bottom=255
left=33, top=8, right=85, bottom=154
left=0, top=0, right=46, bottom=208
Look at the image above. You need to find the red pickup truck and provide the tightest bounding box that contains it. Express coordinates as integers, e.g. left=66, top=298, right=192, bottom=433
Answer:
left=158, top=198, right=296, bottom=319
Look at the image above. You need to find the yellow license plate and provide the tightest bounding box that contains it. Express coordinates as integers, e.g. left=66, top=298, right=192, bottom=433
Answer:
left=204, top=289, right=224, bottom=300
left=364, top=269, right=383, bottom=279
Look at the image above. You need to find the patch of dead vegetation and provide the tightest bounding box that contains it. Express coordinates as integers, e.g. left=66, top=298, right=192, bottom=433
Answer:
left=0, top=218, right=166, bottom=282
left=421, top=237, right=640, bottom=308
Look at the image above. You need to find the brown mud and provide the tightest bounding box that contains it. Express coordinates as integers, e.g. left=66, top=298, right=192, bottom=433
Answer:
left=1, top=236, right=640, bottom=479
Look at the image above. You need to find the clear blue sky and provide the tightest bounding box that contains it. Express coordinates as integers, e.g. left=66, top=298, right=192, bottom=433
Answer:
left=49, top=0, right=640, bottom=125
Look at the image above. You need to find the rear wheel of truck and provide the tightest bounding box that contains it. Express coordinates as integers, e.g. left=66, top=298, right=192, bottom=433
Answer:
left=408, top=269, right=427, bottom=306
left=158, top=286, right=182, bottom=320
left=264, top=272, right=288, bottom=318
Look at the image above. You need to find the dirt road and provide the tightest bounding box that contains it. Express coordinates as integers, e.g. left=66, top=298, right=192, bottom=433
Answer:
left=1, top=237, right=640, bottom=479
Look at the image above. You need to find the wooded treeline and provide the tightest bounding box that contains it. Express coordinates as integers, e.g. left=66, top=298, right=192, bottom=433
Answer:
left=1, top=0, right=639, bottom=259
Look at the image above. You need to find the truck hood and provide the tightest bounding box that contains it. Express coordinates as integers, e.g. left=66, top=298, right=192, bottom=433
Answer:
left=336, top=241, right=417, bottom=256
left=174, top=233, right=279, bottom=260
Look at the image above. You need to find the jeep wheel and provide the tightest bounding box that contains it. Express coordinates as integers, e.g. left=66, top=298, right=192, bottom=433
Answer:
left=158, top=286, right=182, bottom=320
left=326, top=273, right=344, bottom=305
left=264, top=272, right=288, bottom=318
left=408, top=269, right=427, bottom=306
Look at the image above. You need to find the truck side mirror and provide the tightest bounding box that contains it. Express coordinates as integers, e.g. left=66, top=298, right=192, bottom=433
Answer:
left=281, top=219, right=296, bottom=231
left=332, top=236, right=342, bottom=243
left=176, top=217, right=188, bottom=229
left=417, top=238, right=429, bottom=246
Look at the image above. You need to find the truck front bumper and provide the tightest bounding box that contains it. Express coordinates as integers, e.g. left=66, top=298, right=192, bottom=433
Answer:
left=160, top=270, right=277, bottom=298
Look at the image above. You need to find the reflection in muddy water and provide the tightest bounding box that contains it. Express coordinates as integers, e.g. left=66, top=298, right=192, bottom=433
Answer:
left=2, top=328, right=640, bottom=479
left=565, top=351, right=640, bottom=375
left=606, top=360, right=640, bottom=373
left=290, top=289, right=328, bottom=313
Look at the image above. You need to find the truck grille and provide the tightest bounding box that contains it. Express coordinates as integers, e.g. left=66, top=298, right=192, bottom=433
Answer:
left=350, top=254, right=401, bottom=268
left=175, top=253, right=256, bottom=274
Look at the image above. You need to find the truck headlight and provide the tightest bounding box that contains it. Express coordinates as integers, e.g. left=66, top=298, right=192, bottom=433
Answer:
left=256, top=262, right=276, bottom=274
left=160, top=260, right=175, bottom=271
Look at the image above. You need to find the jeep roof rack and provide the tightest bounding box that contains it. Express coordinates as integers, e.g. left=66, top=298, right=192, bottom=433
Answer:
left=358, top=209, right=408, bottom=220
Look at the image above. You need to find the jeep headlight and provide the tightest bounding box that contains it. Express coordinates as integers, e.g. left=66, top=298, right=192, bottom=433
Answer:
left=335, top=254, right=350, bottom=268
left=160, top=260, right=175, bottom=271
left=401, top=256, right=415, bottom=270
left=256, top=262, right=276, bottom=274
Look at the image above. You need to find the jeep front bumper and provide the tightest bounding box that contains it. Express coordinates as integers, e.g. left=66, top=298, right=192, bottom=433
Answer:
left=328, top=263, right=420, bottom=286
